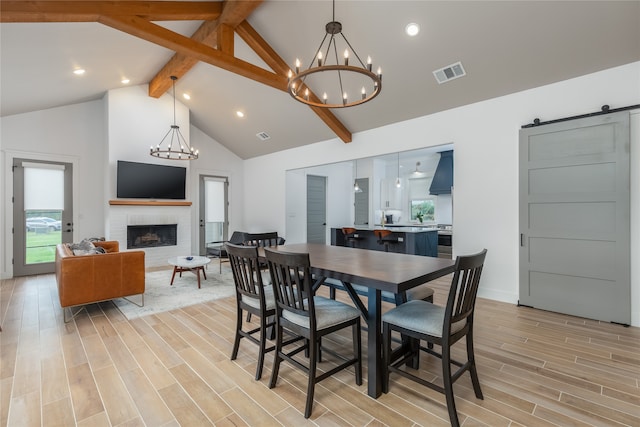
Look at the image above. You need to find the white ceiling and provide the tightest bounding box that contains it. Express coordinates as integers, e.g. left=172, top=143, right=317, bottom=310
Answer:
left=1, top=1, right=639, bottom=159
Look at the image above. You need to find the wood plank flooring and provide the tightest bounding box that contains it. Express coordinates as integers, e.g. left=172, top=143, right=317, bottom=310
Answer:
left=1, top=270, right=639, bottom=426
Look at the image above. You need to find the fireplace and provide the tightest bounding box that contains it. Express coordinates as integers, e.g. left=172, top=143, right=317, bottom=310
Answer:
left=127, top=224, right=177, bottom=249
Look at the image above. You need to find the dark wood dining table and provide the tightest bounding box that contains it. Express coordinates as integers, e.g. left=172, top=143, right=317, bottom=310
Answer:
left=260, top=243, right=456, bottom=398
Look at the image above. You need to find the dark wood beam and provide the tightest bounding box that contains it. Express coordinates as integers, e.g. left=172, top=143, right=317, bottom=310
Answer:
left=236, top=20, right=352, bottom=143
left=0, top=1, right=222, bottom=22
left=98, top=14, right=286, bottom=91
left=148, top=0, right=262, bottom=97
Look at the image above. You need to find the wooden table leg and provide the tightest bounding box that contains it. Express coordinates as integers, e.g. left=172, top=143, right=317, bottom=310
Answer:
left=170, top=266, right=178, bottom=285
left=196, top=267, right=202, bottom=288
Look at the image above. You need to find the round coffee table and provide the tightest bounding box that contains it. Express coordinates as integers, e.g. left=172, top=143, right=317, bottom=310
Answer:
left=168, top=256, right=211, bottom=289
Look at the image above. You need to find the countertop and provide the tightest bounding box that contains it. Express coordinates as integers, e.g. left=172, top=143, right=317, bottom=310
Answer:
left=347, top=226, right=438, bottom=233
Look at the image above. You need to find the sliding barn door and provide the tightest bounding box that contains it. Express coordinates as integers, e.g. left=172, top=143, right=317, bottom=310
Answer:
left=519, top=112, right=630, bottom=324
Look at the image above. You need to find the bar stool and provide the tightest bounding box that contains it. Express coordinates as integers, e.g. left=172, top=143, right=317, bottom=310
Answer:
left=341, top=227, right=362, bottom=248
left=374, top=229, right=399, bottom=252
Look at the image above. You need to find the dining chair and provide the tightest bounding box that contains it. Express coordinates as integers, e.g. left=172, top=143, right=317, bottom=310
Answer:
left=381, top=249, right=488, bottom=427
left=265, top=247, right=362, bottom=418
left=226, top=243, right=276, bottom=380
left=206, top=231, right=247, bottom=273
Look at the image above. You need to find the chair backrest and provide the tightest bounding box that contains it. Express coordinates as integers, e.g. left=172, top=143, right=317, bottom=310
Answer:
left=244, top=232, right=281, bottom=247
left=265, top=248, right=315, bottom=327
left=226, top=243, right=266, bottom=306
left=444, top=249, right=488, bottom=334
left=342, top=227, right=357, bottom=236
left=228, top=231, right=248, bottom=245
left=374, top=229, right=392, bottom=242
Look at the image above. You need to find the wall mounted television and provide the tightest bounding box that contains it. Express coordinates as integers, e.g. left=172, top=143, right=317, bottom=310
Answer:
left=116, top=160, right=186, bottom=200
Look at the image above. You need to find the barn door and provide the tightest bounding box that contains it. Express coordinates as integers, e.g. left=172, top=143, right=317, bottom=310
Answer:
left=519, top=112, right=630, bottom=324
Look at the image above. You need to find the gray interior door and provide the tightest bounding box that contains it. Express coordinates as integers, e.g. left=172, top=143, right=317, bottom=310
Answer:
left=199, top=175, right=228, bottom=255
left=519, top=112, right=630, bottom=324
left=307, top=175, right=327, bottom=244
left=354, top=178, right=369, bottom=225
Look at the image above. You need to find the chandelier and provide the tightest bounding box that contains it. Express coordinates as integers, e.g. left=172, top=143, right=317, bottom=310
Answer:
left=150, top=76, right=198, bottom=160
left=287, top=0, right=382, bottom=108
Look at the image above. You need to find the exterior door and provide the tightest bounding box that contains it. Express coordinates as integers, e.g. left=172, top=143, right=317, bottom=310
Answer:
left=307, top=175, right=327, bottom=244
left=199, top=175, right=228, bottom=255
left=519, top=112, right=630, bottom=324
left=13, top=159, right=73, bottom=276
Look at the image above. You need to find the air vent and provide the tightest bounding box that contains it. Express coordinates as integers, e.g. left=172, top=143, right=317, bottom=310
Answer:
left=433, top=61, right=466, bottom=84
left=256, top=131, right=271, bottom=141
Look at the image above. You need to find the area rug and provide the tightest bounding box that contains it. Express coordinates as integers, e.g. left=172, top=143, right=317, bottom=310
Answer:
left=113, top=265, right=235, bottom=319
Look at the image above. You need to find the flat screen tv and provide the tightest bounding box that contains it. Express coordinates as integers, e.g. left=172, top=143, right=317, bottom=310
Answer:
left=116, top=160, right=186, bottom=199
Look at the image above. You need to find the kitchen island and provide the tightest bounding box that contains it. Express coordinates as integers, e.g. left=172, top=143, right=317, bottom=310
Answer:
left=331, top=226, right=438, bottom=257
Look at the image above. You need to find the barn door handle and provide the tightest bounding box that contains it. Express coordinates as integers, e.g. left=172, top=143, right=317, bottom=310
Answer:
left=520, top=233, right=525, bottom=247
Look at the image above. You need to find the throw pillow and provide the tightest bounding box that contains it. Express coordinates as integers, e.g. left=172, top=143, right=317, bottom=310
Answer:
left=70, top=239, right=105, bottom=255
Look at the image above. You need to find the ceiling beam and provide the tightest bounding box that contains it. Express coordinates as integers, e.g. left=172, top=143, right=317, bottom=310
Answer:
left=236, top=20, right=352, bottom=143
left=0, top=1, right=222, bottom=22
left=148, top=0, right=262, bottom=97
left=98, top=14, right=286, bottom=91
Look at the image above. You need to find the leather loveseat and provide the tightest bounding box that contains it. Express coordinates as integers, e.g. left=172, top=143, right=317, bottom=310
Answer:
left=55, top=240, right=145, bottom=321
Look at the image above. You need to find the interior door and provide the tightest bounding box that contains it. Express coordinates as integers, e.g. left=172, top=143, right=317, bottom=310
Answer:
left=307, top=175, right=327, bottom=244
left=354, top=178, right=369, bottom=225
left=199, top=175, right=228, bottom=255
left=13, top=159, right=73, bottom=276
left=519, top=112, right=630, bottom=324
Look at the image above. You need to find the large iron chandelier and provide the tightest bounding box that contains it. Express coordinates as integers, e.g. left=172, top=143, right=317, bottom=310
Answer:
left=287, top=0, right=382, bottom=108
left=150, top=76, right=198, bottom=160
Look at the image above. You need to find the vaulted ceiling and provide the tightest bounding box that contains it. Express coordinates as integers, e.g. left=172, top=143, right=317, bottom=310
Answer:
left=1, top=1, right=639, bottom=159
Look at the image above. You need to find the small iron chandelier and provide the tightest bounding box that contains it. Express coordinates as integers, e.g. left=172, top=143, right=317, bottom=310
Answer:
left=150, top=76, right=198, bottom=160
left=287, top=0, right=382, bottom=108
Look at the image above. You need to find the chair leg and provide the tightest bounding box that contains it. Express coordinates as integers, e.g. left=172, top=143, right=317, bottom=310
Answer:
left=442, top=343, right=460, bottom=427
left=304, top=336, right=318, bottom=418
left=466, top=332, right=483, bottom=399
left=230, top=307, right=243, bottom=361
left=268, top=324, right=283, bottom=389
left=255, top=314, right=267, bottom=380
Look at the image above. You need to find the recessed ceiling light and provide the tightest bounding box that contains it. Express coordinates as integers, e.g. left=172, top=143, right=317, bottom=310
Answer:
left=73, top=68, right=85, bottom=75
left=121, top=78, right=130, bottom=84
left=236, top=111, right=244, bottom=118
left=405, top=23, right=420, bottom=37
left=183, top=93, right=191, bottom=100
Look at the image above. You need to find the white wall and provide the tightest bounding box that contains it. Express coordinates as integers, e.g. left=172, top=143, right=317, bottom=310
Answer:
left=285, top=162, right=353, bottom=244
left=243, top=62, right=640, bottom=326
left=0, top=85, right=245, bottom=275
left=1, top=100, right=106, bottom=277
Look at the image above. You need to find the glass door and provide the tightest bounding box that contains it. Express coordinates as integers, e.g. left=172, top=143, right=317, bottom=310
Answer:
left=199, top=175, right=228, bottom=255
left=13, top=159, right=73, bottom=276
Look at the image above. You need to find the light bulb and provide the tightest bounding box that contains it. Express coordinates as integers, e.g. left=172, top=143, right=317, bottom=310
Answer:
left=361, top=87, right=366, bottom=100
left=317, top=51, right=323, bottom=66
left=295, top=58, right=301, bottom=74
left=304, top=88, right=309, bottom=100
left=367, top=56, right=372, bottom=71
left=323, top=92, right=328, bottom=103
left=396, top=177, right=401, bottom=188
left=287, top=70, right=293, bottom=80
left=344, top=49, right=349, bottom=66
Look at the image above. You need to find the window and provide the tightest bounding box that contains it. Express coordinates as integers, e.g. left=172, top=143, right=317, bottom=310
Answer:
left=410, top=199, right=435, bottom=221
left=408, top=177, right=435, bottom=222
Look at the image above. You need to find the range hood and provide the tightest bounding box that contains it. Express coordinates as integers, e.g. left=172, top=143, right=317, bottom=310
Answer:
left=429, top=150, right=454, bottom=195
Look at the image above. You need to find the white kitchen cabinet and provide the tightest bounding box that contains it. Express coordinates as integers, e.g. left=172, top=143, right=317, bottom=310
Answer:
left=380, top=178, right=402, bottom=209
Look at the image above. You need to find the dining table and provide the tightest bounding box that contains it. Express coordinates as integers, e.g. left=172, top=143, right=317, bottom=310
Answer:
left=259, top=243, right=456, bottom=398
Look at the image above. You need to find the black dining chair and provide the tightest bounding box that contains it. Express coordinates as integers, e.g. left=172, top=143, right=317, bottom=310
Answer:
left=206, top=231, right=247, bottom=273
left=382, top=249, right=488, bottom=427
left=226, top=243, right=276, bottom=380
left=265, top=247, right=362, bottom=418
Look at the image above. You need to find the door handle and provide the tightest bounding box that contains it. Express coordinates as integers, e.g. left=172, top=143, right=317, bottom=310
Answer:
left=322, top=223, right=327, bottom=226
left=520, top=233, right=525, bottom=247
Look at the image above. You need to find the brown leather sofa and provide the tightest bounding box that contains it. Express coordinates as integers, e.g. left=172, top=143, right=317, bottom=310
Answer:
left=55, top=240, right=145, bottom=321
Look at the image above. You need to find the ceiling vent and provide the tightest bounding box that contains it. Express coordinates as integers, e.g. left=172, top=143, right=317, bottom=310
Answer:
left=256, top=131, right=271, bottom=141
left=433, top=61, right=466, bottom=84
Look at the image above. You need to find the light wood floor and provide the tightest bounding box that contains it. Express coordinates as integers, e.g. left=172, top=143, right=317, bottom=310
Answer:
left=1, top=270, right=639, bottom=426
